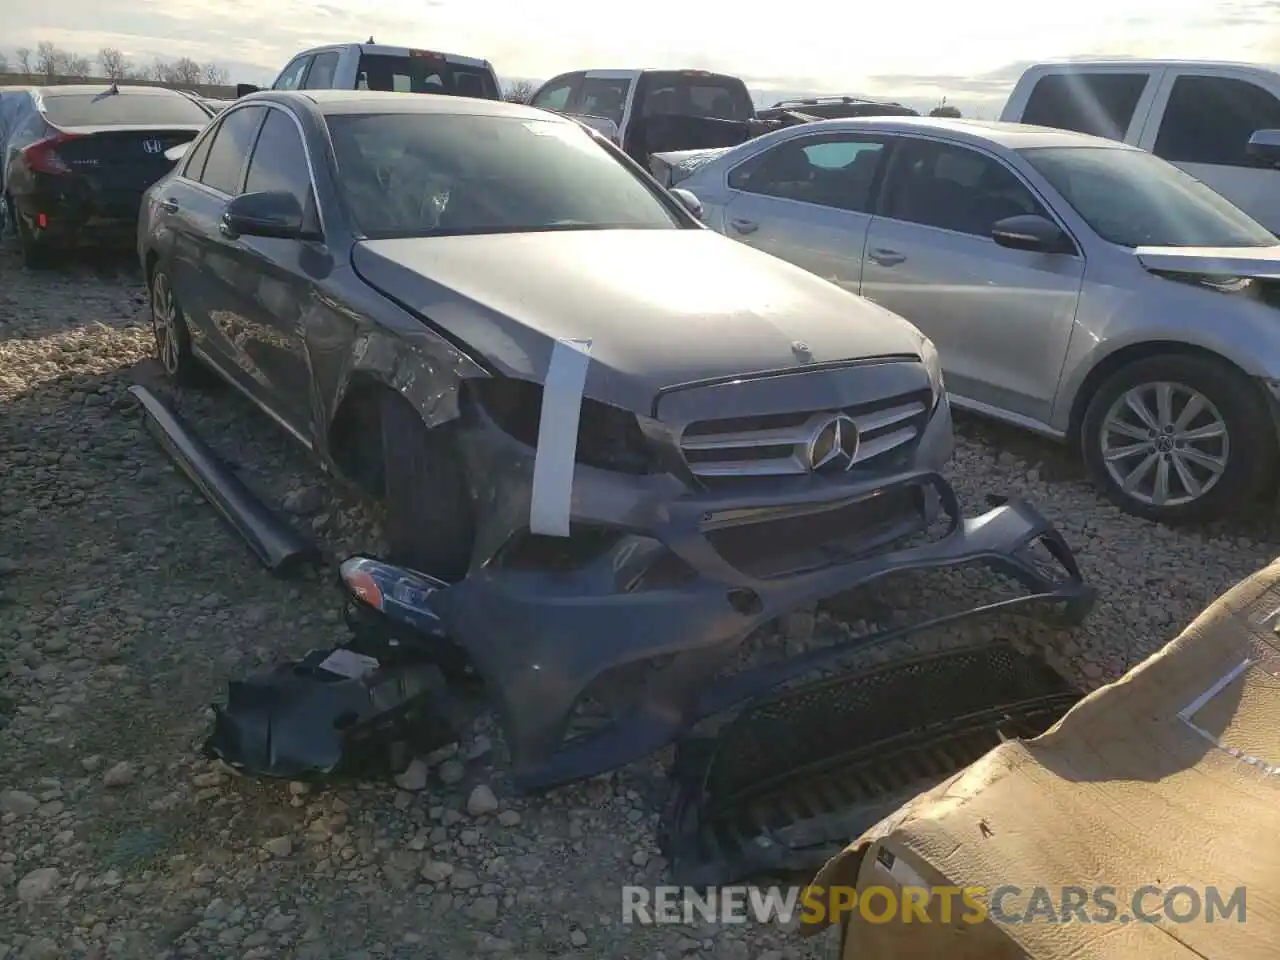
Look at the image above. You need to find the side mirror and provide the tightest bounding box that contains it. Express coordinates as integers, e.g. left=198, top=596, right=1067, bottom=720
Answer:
left=670, top=187, right=704, bottom=221
left=221, top=190, right=307, bottom=240
left=1247, top=129, right=1280, bottom=168
left=991, top=214, right=1071, bottom=254
left=571, top=113, right=620, bottom=143
left=164, top=141, right=192, bottom=164
left=235, top=83, right=261, bottom=98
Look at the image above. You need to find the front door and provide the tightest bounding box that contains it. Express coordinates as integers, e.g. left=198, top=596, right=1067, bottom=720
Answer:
left=1145, top=72, right=1280, bottom=235
left=716, top=132, right=891, bottom=295
left=860, top=137, right=1085, bottom=425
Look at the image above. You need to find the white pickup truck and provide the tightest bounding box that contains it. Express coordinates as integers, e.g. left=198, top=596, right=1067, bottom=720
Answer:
left=236, top=42, right=501, bottom=101
left=1000, top=60, right=1280, bottom=232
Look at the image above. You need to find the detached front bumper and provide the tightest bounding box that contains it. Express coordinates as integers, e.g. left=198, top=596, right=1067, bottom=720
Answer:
left=416, top=470, right=1095, bottom=793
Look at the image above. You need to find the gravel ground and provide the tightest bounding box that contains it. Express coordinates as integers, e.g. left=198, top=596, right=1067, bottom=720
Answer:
left=2, top=245, right=1280, bottom=960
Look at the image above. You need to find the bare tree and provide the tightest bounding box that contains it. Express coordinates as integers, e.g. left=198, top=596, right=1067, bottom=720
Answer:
left=98, top=47, right=132, bottom=80
left=64, top=54, right=92, bottom=78
left=35, top=41, right=63, bottom=80
left=928, top=98, right=962, bottom=119
left=202, top=62, right=229, bottom=86
left=153, top=56, right=204, bottom=86
left=15, top=47, right=32, bottom=74
left=502, top=79, right=536, bottom=104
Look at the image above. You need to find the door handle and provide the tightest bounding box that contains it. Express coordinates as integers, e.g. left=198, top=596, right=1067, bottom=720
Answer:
left=160, top=197, right=180, bottom=213
left=868, top=248, right=906, bottom=267
left=729, top=218, right=758, bottom=235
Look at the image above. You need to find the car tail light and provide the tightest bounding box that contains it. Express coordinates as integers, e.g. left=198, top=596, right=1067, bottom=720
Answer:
left=22, top=132, right=82, bottom=175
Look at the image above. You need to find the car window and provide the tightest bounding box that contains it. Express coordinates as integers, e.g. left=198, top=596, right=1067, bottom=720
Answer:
left=39, top=91, right=211, bottom=127
left=199, top=105, right=266, bottom=195
left=575, top=78, right=630, bottom=126
left=1021, top=72, right=1150, bottom=141
left=273, top=56, right=312, bottom=91
left=882, top=139, right=1048, bottom=237
left=181, top=123, right=217, bottom=180
left=244, top=108, right=312, bottom=210
left=728, top=135, right=886, bottom=213
left=531, top=77, right=577, bottom=111
left=325, top=112, right=682, bottom=237
left=1022, top=145, right=1277, bottom=248
left=1154, top=76, right=1280, bottom=167
left=638, top=72, right=754, bottom=122
left=355, top=54, right=499, bottom=99
left=303, top=52, right=340, bottom=90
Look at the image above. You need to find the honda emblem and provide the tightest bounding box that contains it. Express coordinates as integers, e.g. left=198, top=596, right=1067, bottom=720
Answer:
left=142, top=139, right=163, bottom=154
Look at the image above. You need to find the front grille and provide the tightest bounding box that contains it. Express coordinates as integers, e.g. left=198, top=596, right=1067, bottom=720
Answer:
left=679, top=388, right=932, bottom=482
left=704, top=485, right=925, bottom=578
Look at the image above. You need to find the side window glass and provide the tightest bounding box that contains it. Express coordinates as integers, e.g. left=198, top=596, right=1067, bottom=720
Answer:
left=1022, top=73, right=1149, bottom=141
left=532, top=77, right=576, bottom=111
left=181, top=124, right=217, bottom=180
left=575, top=78, right=630, bottom=126
left=303, top=52, right=340, bottom=90
left=728, top=136, right=886, bottom=213
left=883, top=140, right=1047, bottom=237
left=1154, top=76, right=1280, bottom=167
left=199, top=106, right=266, bottom=196
left=244, top=109, right=312, bottom=211
left=273, top=56, right=312, bottom=91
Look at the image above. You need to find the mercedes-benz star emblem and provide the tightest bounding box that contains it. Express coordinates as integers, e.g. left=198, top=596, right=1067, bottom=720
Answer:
left=806, top=414, right=860, bottom=473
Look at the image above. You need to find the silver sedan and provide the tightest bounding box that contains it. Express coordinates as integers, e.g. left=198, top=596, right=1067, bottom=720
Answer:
left=661, top=116, right=1280, bottom=524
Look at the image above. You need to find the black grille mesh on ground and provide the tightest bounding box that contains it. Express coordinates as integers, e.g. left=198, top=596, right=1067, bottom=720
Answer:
left=662, top=641, right=1080, bottom=886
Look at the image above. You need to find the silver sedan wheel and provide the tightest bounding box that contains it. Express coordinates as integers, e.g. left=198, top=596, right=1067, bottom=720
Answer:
left=151, top=272, right=181, bottom=375
left=1100, top=381, right=1229, bottom=508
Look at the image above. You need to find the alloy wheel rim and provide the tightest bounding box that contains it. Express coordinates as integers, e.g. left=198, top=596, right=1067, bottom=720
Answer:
left=1099, top=381, right=1229, bottom=508
left=151, top=274, right=180, bottom=374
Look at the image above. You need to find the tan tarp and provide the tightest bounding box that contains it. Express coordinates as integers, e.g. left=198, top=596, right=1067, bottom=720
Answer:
left=804, top=558, right=1280, bottom=959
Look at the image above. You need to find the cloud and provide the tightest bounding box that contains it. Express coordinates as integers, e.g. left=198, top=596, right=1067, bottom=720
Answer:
left=5, top=0, right=1280, bottom=107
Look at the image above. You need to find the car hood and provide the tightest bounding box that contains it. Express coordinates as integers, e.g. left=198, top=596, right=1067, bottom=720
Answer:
left=351, top=229, right=927, bottom=415
left=1134, top=244, right=1280, bottom=280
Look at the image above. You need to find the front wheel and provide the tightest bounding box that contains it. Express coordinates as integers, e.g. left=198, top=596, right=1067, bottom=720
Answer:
left=1080, top=353, right=1277, bottom=523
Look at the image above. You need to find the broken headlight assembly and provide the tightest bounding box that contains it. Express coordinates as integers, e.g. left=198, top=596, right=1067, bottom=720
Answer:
left=468, top=376, right=659, bottom=474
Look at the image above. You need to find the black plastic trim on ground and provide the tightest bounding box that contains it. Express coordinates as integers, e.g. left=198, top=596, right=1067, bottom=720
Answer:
left=127, top=384, right=319, bottom=576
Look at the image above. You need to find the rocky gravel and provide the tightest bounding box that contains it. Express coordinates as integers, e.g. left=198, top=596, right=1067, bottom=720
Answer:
left=3, top=245, right=1280, bottom=960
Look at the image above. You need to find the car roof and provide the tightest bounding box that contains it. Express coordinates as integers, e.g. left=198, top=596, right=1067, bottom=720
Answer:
left=258, top=89, right=557, bottom=120
left=36, top=84, right=188, bottom=98
left=805, top=115, right=1138, bottom=151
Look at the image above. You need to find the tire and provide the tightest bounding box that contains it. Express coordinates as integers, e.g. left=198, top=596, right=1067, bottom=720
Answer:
left=1080, top=353, right=1277, bottom=523
left=9, top=197, right=52, bottom=269
left=378, top=390, right=476, bottom=582
left=149, top=264, right=208, bottom=386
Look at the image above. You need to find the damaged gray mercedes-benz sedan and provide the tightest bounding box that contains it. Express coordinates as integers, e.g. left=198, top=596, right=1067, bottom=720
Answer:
left=139, top=89, right=1093, bottom=794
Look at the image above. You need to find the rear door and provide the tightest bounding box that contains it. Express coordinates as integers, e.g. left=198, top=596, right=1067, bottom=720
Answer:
left=1140, top=70, right=1280, bottom=234
left=165, top=103, right=267, bottom=386
left=302, top=51, right=341, bottom=90
left=860, top=137, right=1084, bottom=425
left=715, top=130, right=891, bottom=294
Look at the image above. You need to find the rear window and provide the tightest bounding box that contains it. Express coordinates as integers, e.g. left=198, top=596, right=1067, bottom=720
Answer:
left=356, top=54, right=499, bottom=100
left=637, top=72, right=754, bottom=122
left=40, top=91, right=211, bottom=128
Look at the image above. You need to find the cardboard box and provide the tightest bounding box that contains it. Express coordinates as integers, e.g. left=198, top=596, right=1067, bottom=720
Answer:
left=803, top=559, right=1280, bottom=959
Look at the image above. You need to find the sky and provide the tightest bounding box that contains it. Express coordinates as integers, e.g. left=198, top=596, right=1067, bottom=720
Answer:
left=5, top=0, right=1280, bottom=115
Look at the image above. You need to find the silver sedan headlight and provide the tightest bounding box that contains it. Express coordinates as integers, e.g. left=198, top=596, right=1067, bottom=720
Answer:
left=919, top=336, right=944, bottom=403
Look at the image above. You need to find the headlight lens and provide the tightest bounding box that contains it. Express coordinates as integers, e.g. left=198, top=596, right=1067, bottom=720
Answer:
left=919, top=336, right=944, bottom=403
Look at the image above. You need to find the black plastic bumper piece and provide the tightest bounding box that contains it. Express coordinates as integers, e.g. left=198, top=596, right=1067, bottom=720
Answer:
left=660, top=641, right=1082, bottom=887
left=128, top=384, right=319, bottom=575
left=397, top=474, right=1096, bottom=793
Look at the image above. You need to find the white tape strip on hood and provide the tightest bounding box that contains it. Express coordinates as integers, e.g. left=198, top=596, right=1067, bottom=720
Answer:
left=529, top=338, right=593, bottom=537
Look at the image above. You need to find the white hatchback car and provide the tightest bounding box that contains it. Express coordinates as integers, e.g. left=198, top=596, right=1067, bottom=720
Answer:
left=659, top=116, right=1280, bottom=524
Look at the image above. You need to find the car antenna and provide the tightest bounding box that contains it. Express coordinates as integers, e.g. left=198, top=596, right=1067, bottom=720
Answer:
left=368, top=36, right=375, bottom=43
